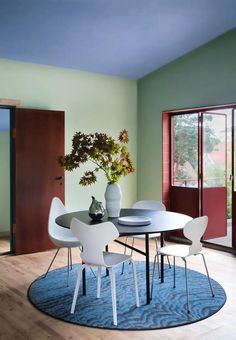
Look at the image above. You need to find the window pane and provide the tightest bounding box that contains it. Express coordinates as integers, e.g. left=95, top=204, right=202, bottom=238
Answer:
left=172, top=114, right=198, bottom=187
left=203, top=114, right=226, bottom=188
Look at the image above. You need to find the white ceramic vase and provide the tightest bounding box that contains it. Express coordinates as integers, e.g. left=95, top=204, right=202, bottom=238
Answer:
left=105, top=183, right=122, bottom=218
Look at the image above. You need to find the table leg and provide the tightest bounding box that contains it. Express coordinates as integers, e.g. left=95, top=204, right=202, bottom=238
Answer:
left=160, top=233, right=164, bottom=283
left=105, top=245, right=109, bottom=276
left=82, top=264, right=86, bottom=295
left=145, top=234, right=151, bottom=304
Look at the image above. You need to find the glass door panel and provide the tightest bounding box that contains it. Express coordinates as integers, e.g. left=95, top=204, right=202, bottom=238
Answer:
left=172, top=113, right=199, bottom=188
left=202, top=113, right=227, bottom=240
left=170, top=113, right=199, bottom=219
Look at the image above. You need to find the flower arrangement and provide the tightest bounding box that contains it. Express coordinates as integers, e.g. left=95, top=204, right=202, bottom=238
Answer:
left=58, top=129, right=135, bottom=186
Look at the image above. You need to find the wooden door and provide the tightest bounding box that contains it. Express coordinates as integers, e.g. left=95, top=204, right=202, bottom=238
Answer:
left=14, top=108, right=64, bottom=254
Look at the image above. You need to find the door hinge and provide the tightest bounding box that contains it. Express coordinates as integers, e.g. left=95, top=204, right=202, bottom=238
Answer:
left=12, top=128, right=16, bottom=139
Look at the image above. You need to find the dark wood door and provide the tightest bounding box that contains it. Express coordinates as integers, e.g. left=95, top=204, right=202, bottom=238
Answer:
left=14, top=108, right=64, bottom=254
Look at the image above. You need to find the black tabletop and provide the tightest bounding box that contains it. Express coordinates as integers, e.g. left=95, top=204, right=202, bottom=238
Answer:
left=56, top=208, right=192, bottom=237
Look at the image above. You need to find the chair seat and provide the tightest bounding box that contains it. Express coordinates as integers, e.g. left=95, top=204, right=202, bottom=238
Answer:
left=103, top=252, right=131, bottom=267
left=159, top=244, right=190, bottom=258
left=50, top=234, right=81, bottom=248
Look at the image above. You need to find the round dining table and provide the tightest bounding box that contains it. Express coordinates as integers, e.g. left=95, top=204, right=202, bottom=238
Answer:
left=56, top=208, right=192, bottom=304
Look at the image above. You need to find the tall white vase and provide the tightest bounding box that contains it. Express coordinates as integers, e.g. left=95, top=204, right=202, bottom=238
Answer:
left=105, top=183, right=122, bottom=218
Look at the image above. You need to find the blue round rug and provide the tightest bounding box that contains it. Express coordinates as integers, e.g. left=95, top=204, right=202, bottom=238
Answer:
left=28, top=261, right=226, bottom=330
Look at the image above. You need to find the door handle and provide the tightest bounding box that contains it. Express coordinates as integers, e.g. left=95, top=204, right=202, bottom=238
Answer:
left=229, top=174, right=234, bottom=181
left=54, top=176, right=63, bottom=181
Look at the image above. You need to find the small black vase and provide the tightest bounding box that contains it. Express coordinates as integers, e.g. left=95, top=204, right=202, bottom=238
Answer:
left=89, top=196, right=105, bottom=221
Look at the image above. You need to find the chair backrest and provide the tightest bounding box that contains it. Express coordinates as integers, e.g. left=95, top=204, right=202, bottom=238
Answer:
left=70, top=217, right=119, bottom=267
left=183, top=216, right=208, bottom=255
left=132, top=200, right=166, bottom=211
left=48, top=197, right=67, bottom=238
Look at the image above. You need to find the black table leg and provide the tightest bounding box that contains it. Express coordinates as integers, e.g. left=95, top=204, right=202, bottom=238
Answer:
left=160, top=233, right=164, bottom=283
left=82, top=264, right=86, bottom=295
left=145, top=234, right=151, bottom=304
left=105, top=245, right=109, bottom=276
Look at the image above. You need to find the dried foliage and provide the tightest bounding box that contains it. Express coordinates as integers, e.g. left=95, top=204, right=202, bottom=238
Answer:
left=58, top=130, right=135, bottom=186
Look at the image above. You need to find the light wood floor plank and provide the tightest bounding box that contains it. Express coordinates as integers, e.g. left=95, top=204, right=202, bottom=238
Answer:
left=0, top=239, right=235, bottom=340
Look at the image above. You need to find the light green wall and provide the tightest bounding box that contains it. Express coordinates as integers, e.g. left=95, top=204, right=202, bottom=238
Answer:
left=0, top=60, right=137, bottom=211
left=0, top=132, right=10, bottom=232
left=137, top=28, right=236, bottom=200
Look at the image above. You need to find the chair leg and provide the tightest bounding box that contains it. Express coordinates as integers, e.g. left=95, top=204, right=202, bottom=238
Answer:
left=166, top=254, right=171, bottom=269
left=43, top=248, right=60, bottom=278
left=121, top=237, right=128, bottom=275
left=97, top=266, right=101, bottom=298
left=173, top=256, right=176, bottom=288
left=121, top=237, right=135, bottom=274
left=183, top=258, right=190, bottom=313
left=67, top=248, right=70, bottom=286
left=109, top=267, right=117, bottom=326
left=69, top=247, right=73, bottom=270
left=155, top=237, right=171, bottom=269
left=131, top=260, right=140, bottom=307
left=71, top=264, right=85, bottom=314
left=130, top=237, right=135, bottom=257
left=89, top=267, right=97, bottom=278
left=198, top=253, right=215, bottom=297
left=154, top=239, right=161, bottom=278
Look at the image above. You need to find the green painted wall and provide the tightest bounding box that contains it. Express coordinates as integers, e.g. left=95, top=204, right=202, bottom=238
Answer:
left=0, top=132, right=10, bottom=232
left=0, top=60, right=137, bottom=211
left=137, top=28, right=236, bottom=200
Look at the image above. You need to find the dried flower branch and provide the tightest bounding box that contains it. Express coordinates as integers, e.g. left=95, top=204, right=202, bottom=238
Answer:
left=58, top=130, right=135, bottom=186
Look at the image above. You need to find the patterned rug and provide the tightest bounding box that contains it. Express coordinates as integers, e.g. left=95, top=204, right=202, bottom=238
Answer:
left=28, top=261, right=226, bottom=330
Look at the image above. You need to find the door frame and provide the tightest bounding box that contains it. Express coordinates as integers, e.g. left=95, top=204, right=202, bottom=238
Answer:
left=232, top=108, right=236, bottom=248
left=163, top=103, right=236, bottom=253
left=0, top=104, right=16, bottom=255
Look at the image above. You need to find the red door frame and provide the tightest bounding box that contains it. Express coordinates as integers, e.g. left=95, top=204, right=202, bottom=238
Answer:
left=163, top=103, right=236, bottom=248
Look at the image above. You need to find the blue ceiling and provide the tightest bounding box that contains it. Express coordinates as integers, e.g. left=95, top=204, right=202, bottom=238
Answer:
left=0, top=0, right=236, bottom=79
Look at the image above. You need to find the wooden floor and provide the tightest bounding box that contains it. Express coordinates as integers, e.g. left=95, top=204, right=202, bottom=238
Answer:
left=0, top=234, right=10, bottom=254
left=208, top=220, right=232, bottom=247
left=1, top=238, right=236, bottom=340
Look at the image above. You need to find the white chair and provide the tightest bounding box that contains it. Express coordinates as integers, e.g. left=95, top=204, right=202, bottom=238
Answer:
left=43, top=197, right=81, bottom=285
left=70, top=217, right=140, bottom=326
left=153, top=216, right=215, bottom=313
left=122, top=200, right=170, bottom=274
